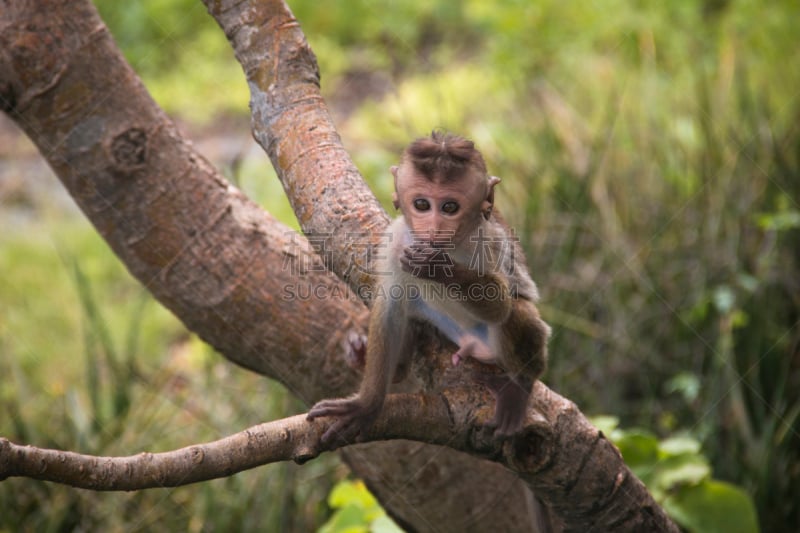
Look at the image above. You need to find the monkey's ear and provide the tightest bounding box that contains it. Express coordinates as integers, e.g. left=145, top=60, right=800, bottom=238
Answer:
left=482, top=176, right=501, bottom=220
left=390, top=166, right=401, bottom=209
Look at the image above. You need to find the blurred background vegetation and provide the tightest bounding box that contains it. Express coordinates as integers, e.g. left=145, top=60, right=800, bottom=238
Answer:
left=1, top=0, right=798, bottom=531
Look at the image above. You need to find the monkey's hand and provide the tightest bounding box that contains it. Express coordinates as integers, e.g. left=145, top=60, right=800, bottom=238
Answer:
left=472, top=371, right=532, bottom=436
left=400, top=243, right=462, bottom=285
left=306, top=395, right=381, bottom=445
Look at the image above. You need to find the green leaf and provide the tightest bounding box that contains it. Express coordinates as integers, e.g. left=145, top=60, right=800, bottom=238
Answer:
left=713, top=286, right=736, bottom=314
left=665, top=373, right=701, bottom=403
left=659, top=435, right=701, bottom=457
left=371, top=514, right=404, bottom=533
left=321, top=480, right=401, bottom=533
left=755, top=210, right=800, bottom=231
left=589, top=415, right=620, bottom=435
left=613, top=429, right=659, bottom=470
left=663, top=480, right=759, bottom=533
left=318, top=504, right=369, bottom=533
left=328, top=480, right=378, bottom=510
left=651, top=455, right=710, bottom=491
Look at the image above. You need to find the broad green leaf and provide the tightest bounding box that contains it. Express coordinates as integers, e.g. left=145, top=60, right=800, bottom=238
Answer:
left=328, top=480, right=378, bottom=510
left=663, top=480, right=759, bottom=533
left=651, top=455, right=710, bottom=491
left=318, top=504, right=369, bottom=533
left=613, top=430, right=659, bottom=470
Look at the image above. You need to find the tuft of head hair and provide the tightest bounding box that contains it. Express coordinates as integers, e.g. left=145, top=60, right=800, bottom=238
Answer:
left=403, top=130, right=488, bottom=182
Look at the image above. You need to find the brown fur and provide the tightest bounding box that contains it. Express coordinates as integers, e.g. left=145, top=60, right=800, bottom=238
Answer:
left=404, top=131, right=488, bottom=183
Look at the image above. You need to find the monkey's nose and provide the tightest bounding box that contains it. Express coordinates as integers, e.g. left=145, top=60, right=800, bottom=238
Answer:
left=429, top=229, right=454, bottom=247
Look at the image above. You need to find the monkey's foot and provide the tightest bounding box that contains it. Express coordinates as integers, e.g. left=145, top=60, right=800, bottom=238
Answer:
left=471, top=371, right=531, bottom=436
left=307, top=397, right=379, bottom=445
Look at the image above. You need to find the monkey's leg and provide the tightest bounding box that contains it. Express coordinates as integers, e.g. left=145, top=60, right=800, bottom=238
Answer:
left=472, top=371, right=533, bottom=436
left=308, top=297, right=413, bottom=444
left=339, top=329, right=413, bottom=383
left=472, top=298, right=547, bottom=435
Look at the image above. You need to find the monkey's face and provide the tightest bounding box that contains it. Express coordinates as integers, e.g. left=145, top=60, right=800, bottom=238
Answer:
left=393, top=163, right=488, bottom=247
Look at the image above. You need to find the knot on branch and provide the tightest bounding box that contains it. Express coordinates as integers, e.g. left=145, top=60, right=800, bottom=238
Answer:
left=189, top=446, right=204, bottom=464
left=292, top=446, right=318, bottom=465
left=110, top=127, right=147, bottom=168
left=504, top=424, right=555, bottom=474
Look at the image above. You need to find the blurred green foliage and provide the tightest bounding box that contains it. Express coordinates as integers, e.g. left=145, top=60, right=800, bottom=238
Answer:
left=594, top=416, right=759, bottom=533
left=1, top=0, right=798, bottom=531
left=318, top=480, right=402, bottom=533
left=93, top=0, right=250, bottom=121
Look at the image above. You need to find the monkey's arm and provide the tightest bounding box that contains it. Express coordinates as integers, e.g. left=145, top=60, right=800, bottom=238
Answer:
left=307, top=296, right=412, bottom=444
left=400, top=244, right=512, bottom=323
left=448, top=264, right=512, bottom=322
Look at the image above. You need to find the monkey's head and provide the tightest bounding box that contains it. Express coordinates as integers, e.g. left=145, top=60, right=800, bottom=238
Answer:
left=391, top=132, right=500, bottom=247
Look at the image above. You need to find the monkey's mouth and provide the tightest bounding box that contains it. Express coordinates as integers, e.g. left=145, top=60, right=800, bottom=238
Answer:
left=409, top=232, right=457, bottom=248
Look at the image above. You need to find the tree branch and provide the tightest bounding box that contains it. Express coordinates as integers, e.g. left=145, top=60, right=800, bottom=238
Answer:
left=0, top=416, right=317, bottom=490
left=0, top=393, right=464, bottom=490
left=202, top=0, right=389, bottom=292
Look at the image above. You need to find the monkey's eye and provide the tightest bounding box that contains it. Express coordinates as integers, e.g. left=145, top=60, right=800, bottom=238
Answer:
left=413, top=198, right=431, bottom=211
left=441, top=201, right=460, bottom=214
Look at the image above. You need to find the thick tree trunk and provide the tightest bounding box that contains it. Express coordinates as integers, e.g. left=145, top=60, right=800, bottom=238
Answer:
left=0, top=1, right=678, bottom=531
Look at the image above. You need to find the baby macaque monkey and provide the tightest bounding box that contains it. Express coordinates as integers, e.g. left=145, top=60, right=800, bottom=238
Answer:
left=308, top=131, right=550, bottom=442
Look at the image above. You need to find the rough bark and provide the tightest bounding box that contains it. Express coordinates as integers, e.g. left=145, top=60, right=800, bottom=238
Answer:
left=0, top=1, right=678, bottom=531
left=204, top=0, right=389, bottom=292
